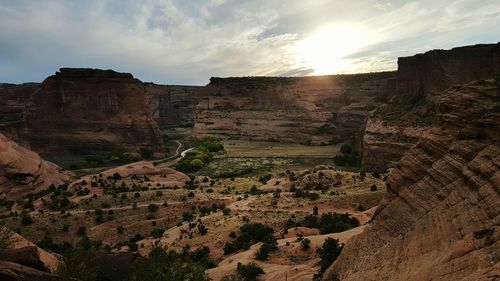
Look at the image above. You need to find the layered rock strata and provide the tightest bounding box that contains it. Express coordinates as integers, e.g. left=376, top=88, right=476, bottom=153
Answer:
left=363, top=43, right=500, bottom=170
left=0, top=133, right=74, bottom=198
left=23, top=68, right=164, bottom=154
left=193, top=72, right=396, bottom=147
left=326, top=79, right=500, bottom=281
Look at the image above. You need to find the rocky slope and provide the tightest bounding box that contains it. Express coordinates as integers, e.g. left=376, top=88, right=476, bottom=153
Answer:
left=193, top=72, right=396, bottom=147
left=0, top=133, right=74, bottom=199
left=363, top=43, right=500, bottom=170
left=145, top=83, right=202, bottom=129
left=325, top=79, right=500, bottom=281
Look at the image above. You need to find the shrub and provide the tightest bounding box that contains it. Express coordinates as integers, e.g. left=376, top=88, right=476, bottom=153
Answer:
left=116, top=225, right=125, bottom=234
left=150, top=228, right=165, bottom=238
left=76, top=226, right=86, bottom=236
left=187, top=191, right=195, bottom=198
left=315, top=238, right=343, bottom=279
left=21, top=215, right=33, bottom=225
left=198, top=224, right=208, bottom=236
left=148, top=204, right=159, bottom=212
left=222, top=208, right=231, bottom=216
left=370, top=185, right=378, bottom=192
left=111, top=173, right=122, bottom=180
left=237, top=262, right=264, bottom=281
left=255, top=242, right=276, bottom=260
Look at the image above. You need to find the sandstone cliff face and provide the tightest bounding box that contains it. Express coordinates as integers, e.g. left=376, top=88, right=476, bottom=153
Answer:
left=363, top=43, right=500, bottom=170
left=193, top=72, right=396, bottom=147
left=326, top=79, right=500, bottom=281
left=0, top=83, right=39, bottom=144
left=0, top=133, right=74, bottom=199
left=145, top=83, right=202, bottom=129
left=24, top=68, right=164, bottom=154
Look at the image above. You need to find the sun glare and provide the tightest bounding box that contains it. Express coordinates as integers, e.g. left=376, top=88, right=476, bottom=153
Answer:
left=294, top=23, right=370, bottom=75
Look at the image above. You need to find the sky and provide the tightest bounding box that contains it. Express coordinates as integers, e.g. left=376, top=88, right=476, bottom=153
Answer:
left=0, top=0, right=499, bottom=85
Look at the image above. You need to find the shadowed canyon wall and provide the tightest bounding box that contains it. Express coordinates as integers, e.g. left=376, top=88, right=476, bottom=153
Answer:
left=325, top=78, right=500, bottom=281
left=193, top=73, right=396, bottom=148
left=363, top=43, right=500, bottom=170
left=145, top=83, right=202, bottom=129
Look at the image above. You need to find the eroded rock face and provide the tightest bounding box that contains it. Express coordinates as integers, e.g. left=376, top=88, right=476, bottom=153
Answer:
left=362, top=43, right=500, bottom=170
left=0, top=83, right=39, bottom=144
left=0, top=133, right=74, bottom=199
left=326, top=79, right=500, bottom=281
left=193, top=72, right=396, bottom=147
left=145, top=83, right=202, bottom=129
left=24, top=68, right=164, bottom=154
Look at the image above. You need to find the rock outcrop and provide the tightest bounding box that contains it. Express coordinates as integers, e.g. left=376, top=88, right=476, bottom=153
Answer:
left=0, top=83, right=39, bottom=144
left=145, top=83, right=202, bottom=129
left=19, top=68, right=164, bottom=154
left=0, top=133, right=74, bottom=199
left=326, top=79, right=500, bottom=281
left=363, top=43, right=500, bottom=170
left=193, top=72, right=396, bottom=147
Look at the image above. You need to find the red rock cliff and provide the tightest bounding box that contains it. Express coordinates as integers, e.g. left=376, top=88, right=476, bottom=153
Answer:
left=326, top=78, right=500, bottom=281
left=24, top=68, right=164, bottom=154
left=193, top=72, right=396, bottom=147
left=363, top=43, right=500, bottom=170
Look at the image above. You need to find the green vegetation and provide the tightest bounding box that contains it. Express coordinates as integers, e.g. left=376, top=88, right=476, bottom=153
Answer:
left=289, top=212, right=359, bottom=234
left=314, top=238, right=343, bottom=280
left=0, top=227, right=13, bottom=249
left=175, top=136, right=224, bottom=172
left=224, top=223, right=276, bottom=255
left=236, top=262, right=265, bottom=281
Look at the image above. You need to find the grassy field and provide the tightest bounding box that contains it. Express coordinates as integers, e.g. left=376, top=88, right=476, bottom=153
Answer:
left=223, top=140, right=340, bottom=158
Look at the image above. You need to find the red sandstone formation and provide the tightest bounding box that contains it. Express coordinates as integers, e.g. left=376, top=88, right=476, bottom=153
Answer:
left=362, top=43, right=500, bottom=170
left=193, top=72, right=396, bottom=148
left=325, top=79, right=500, bottom=281
left=145, top=83, right=202, bottom=129
left=0, top=133, right=74, bottom=199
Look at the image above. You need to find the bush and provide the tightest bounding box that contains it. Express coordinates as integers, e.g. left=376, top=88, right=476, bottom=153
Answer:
left=111, top=173, right=122, bottom=180
left=139, top=147, right=153, bottom=159
left=255, top=242, right=276, bottom=260
left=198, top=224, right=208, bottom=236
left=148, top=204, right=159, bottom=212
left=224, top=223, right=276, bottom=255
left=237, top=262, right=264, bottom=281
left=222, top=208, right=231, bottom=216
left=21, top=215, right=33, bottom=225
left=150, top=228, right=165, bottom=238
left=116, top=225, right=124, bottom=234
left=76, top=226, right=86, bottom=236
left=301, top=238, right=311, bottom=250
left=370, top=185, right=378, bottom=192
left=315, top=238, right=343, bottom=279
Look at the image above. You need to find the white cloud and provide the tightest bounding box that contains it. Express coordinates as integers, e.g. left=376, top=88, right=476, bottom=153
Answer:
left=0, top=0, right=498, bottom=85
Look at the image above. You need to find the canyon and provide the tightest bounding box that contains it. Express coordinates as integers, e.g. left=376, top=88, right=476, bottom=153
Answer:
left=0, top=42, right=499, bottom=281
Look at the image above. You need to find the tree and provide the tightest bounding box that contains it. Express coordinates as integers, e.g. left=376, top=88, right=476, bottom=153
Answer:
left=76, top=226, right=86, bottom=236
left=313, top=206, right=319, bottom=216
left=316, top=238, right=343, bottom=278
left=237, top=262, right=264, bottom=281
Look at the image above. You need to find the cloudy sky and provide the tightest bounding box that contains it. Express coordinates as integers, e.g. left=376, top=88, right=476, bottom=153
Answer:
left=1, top=0, right=499, bottom=85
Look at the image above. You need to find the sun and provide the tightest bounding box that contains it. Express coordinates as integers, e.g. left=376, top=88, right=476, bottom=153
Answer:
left=293, top=23, right=370, bottom=75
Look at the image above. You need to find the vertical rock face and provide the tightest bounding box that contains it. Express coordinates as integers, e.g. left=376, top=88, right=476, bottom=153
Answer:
left=0, top=133, right=74, bottom=199
left=193, top=72, right=396, bottom=147
left=24, top=68, right=164, bottom=154
left=145, top=83, right=202, bottom=129
left=0, top=83, right=39, bottom=144
left=327, top=79, right=500, bottom=281
left=362, top=43, right=500, bottom=170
